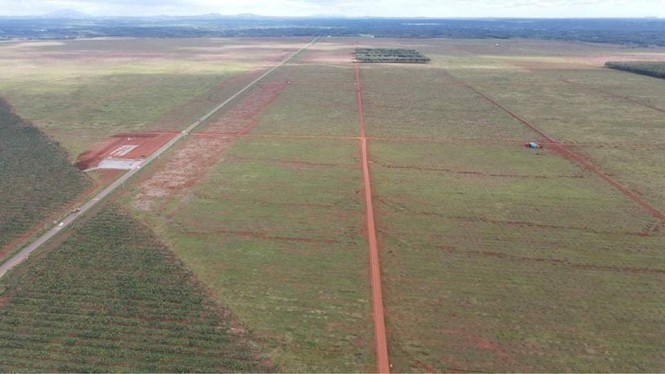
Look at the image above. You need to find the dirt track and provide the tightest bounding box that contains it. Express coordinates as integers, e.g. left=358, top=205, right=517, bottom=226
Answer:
left=461, top=80, right=665, bottom=222
left=355, top=61, right=391, bottom=373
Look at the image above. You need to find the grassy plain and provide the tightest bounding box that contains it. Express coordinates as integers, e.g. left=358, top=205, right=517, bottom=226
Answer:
left=130, top=38, right=664, bottom=371
left=0, top=207, right=271, bottom=372
left=129, top=41, right=375, bottom=372
left=358, top=39, right=665, bottom=371
left=135, top=137, right=374, bottom=372
left=1, top=36, right=664, bottom=373
left=0, top=38, right=308, bottom=157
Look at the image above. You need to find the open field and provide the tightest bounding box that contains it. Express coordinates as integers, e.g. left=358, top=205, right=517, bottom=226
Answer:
left=127, top=42, right=376, bottom=371
left=358, top=39, right=665, bottom=371
left=126, top=38, right=664, bottom=371
left=137, top=137, right=374, bottom=371
left=0, top=206, right=271, bottom=372
left=0, top=37, right=664, bottom=372
left=0, top=99, right=90, bottom=258
left=0, top=38, right=309, bottom=158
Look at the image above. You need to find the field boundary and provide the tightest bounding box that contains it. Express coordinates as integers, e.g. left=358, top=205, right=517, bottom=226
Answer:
left=355, top=61, right=390, bottom=373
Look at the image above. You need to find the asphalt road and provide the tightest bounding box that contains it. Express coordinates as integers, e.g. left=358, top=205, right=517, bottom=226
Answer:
left=0, top=37, right=318, bottom=279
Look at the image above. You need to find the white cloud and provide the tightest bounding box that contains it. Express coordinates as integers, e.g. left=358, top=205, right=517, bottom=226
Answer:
left=0, top=0, right=662, bottom=17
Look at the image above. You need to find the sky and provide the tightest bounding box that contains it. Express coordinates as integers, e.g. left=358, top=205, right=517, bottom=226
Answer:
left=1, top=0, right=664, bottom=18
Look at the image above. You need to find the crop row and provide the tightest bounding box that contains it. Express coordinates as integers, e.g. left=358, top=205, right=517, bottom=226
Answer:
left=605, top=61, right=665, bottom=79
left=355, top=48, right=431, bottom=63
left=0, top=207, right=271, bottom=372
left=0, top=98, right=90, bottom=251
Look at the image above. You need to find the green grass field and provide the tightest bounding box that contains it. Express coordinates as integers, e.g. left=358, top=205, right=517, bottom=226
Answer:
left=358, top=39, right=665, bottom=371
left=133, top=137, right=375, bottom=372
left=370, top=141, right=663, bottom=372
left=0, top=207, right=271, bottom=372
left=0, top=38, right=307, bottom=157
left=125, top=43, right=376, bottom=371
left=0, top=37, right=663, bottom=372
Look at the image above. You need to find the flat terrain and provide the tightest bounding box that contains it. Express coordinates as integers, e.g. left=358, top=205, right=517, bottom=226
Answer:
left=130, top=42, right=376, bottom=371
left=0, top=37, right=663, bottom=372
left=0, top=38, right=308, bottom=158
left=361, top=39, right=665, bottom=372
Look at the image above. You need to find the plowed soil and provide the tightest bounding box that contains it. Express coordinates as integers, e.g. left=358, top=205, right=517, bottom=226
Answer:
left=202, top=81, right=287, bottom=135
left=133, top=135, right=231, bottom=211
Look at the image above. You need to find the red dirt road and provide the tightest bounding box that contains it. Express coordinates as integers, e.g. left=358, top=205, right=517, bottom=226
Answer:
left=355, top=61, right=390, bottom=373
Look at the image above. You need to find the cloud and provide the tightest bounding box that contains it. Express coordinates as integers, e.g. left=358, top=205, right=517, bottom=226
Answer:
left=0, top=0, right=662, bottom=17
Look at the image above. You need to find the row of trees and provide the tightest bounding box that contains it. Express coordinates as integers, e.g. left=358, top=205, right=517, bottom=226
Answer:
left=605, top=61, right=665, bottom=79
left=0, top=98, right=90, bottom=250
left=0, top=207, right=271, bottom=372
left=355, top=48, right=430, bottom=63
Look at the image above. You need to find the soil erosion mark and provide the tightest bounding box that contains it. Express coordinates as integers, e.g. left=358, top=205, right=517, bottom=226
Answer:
left=462, top=82, right=665, bottom=222
left=355, top=61, right=390, bottom=373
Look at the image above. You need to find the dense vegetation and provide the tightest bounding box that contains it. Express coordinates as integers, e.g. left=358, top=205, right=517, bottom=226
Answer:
left=355, top=48, right=430, bottom=63
left=0, top=207, right=272, bottom=372
left=0, top=98, right=89, bottom=251
left=1, top=17, right=665, bottom=46
left=605, top=61, right=665, bottom=79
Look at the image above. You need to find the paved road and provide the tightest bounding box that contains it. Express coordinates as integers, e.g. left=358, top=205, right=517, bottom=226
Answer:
left=0, top=37, right=318, bottom=279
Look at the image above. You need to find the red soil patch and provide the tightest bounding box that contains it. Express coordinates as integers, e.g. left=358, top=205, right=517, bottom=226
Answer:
left=75, top=132, right=178, bottom=170
left=183, top=228, right=340, bottom=244
left=133, top=136, right=231, bottom=211
left=134, top=78, right=291, bottom=210
left=466, top=335, right=511, bottom=362
left=300, top=43, right=355, bottom=65
left=0, top=295, right=11, bottom=309
left=201, top=81, right=287, bottom=135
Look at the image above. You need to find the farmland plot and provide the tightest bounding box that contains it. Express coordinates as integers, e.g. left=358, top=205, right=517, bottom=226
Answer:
left=0, top=99, right=90, bottom=256
left=356, top=39, right=665, bottom=372
left=135, top=136, right=375, bottom=372
left=127, top=42, right=376, bottom=371
left=0, top=38, right=308, bottom=157
left=0, top=207, right=271, bottom=372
